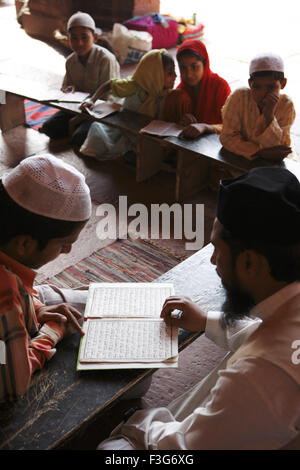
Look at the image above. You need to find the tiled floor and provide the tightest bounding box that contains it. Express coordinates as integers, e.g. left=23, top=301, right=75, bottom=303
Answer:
left=1, top=0, right=300, bottom=448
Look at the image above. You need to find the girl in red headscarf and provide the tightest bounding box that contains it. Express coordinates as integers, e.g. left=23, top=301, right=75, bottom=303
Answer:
left=165, top=39, right=231, bottom=139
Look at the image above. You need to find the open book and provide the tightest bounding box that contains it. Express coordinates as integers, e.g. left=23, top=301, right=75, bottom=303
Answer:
left=140, top=120, right=184, bottom=138
left=77, top=283, right=178, bottom=370
left=84, top=100, right=122, bottom=119
left=42, top=90, right=89, bottom=103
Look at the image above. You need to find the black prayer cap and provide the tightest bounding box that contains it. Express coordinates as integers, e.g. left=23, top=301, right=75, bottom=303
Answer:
left=217, top=167, right=300, bottom=245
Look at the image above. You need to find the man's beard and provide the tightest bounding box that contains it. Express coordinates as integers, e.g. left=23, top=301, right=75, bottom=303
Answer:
left=221, top=280, right=256, bottom=328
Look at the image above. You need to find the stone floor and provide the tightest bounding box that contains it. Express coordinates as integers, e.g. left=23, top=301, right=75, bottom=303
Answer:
left=1, top=0, right=300, bottom=449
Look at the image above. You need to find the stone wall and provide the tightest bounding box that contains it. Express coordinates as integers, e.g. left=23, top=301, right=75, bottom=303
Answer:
left=15, top=0, right=160, bottom=41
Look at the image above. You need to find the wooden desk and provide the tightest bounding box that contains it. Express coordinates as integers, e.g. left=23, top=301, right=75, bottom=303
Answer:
left=0, top=74, right=157, bottom=183
left=0, top=244, right=224, bottom=450
left=165, top=133, right=300, bottom=200
left=3, top=74, right=298, bottom=202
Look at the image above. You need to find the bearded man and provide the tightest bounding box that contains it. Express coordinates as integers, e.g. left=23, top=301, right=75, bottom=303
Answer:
left=98, top=167, right=300, bottom=450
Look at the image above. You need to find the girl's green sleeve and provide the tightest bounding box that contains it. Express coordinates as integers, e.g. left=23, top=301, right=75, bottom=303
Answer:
left=110, top=78, right=137, bottom=98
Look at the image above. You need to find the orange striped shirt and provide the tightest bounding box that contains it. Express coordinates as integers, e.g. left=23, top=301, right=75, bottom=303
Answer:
left=0, top=251, right=63, bottom=402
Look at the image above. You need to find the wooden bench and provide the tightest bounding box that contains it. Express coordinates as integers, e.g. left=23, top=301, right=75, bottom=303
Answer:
left=0, top=244, right=223, bottom=450
left=1, top=74, right=300, bottom=202
left=164, top=133, right=300, bottom=200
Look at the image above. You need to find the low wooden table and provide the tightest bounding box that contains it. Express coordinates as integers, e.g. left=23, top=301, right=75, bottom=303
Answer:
left=0, top=244, right=224, bottom=450
left=164, top=133, right=300, bottom=200
left=3, top=74, right=298, bottom=203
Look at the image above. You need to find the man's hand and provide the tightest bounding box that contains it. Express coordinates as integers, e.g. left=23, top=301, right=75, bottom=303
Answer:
left=179, top=123, right=210, bottom=140
left=254, top=145, right=292, bottom=162
left=36, top=303, right=84, bottom=336
left=160, top=296, right=207, bottom=331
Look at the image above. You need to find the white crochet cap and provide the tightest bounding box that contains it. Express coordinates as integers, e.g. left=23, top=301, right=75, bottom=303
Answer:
left=249, top=52, right=284, bottom=75
left=67, top=11, right=96, bottom=32
left=2, top=154, right=92, bottom=221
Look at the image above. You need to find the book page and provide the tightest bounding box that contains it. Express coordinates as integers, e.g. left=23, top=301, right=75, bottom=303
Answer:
left=140, top=120, right=184, bottom=138
left=79, top=318, right=178, bottom=363
left=85, top=101, right=121, bottom=119
left=84, top=283, right=174, bottom=318
left=42, top=89, right=89, bottom=102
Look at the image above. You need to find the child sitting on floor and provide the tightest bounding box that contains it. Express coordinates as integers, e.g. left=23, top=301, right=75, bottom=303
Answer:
left=220, top=52, right=296, bottom=161
left=79, top=49, right=176, bottom=161
left=39, top=11, right=120, bottom=146
left=0, top=154, right=92, bottom=402
left=164, top=39, right=231, bottom=139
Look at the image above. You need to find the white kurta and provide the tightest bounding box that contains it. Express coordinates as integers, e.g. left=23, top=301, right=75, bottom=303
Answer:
left=98, top=283, right=300, bottom=450
left=62, top=44, right=120, bottom=96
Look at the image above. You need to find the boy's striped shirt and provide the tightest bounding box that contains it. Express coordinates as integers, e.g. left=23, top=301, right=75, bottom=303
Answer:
left=0, top=251, right=63, bottom=403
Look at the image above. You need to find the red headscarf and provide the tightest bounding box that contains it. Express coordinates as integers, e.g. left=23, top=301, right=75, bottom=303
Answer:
left=165, top=40, right=231, bottom=124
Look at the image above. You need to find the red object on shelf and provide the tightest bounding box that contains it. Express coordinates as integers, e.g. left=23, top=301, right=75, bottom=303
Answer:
left=124, top=15, right=179, bottom=49
left=181, top=23, right=205, bottom=42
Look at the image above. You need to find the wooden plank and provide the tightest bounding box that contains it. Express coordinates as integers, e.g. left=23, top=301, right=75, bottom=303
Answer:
left=175, top=150, right=210, bottom=201
left=0, top=93, right=26, bottom=132
left=136, top=134, right=165, bottom=182
left=167, top=133, right=300, bottom=181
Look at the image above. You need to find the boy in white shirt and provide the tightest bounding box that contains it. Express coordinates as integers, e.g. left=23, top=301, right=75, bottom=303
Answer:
left=40, top=11, right=120, bottom=146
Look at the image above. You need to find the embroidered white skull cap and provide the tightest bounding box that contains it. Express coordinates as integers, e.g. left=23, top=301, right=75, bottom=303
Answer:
left=249, top=52, right=284, bottom=75
left=2, top=154, right=92, bottom=221
left=67, top=11, right=96, bottom=32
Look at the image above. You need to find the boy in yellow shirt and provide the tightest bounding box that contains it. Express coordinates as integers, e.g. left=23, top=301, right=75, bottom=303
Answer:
left=220, top=53, right=295, bottom=161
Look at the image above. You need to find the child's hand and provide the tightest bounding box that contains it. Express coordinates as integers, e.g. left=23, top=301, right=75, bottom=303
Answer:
left=61, top=85, right=76, bottom=94
left=160, top=296, right=207, bottom=332
left=179, top=113, right=198, bottom=127
left=179, top=123, right=210, bottom=139
left=80, top=98, right=95, bottom=111
left=36, top=303, right=84, bottom=336
left=260, top=91, right=280, bottom=123
left=254, top=145, right=292, bottom=161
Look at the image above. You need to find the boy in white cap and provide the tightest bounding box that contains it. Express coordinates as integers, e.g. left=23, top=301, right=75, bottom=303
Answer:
left=0, top=154, right=92, bottom=402
left=40, top=11, right=120, bottom=146
left=220, top=52, right=296, bottom=161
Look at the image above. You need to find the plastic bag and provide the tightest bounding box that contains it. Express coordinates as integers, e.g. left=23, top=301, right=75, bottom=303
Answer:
left=112, top=23, right=152, bottom=65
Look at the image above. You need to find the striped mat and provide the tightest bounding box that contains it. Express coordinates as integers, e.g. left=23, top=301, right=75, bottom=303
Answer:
left=24, top=99, right=59, bottom=130
left=40, top=238, right=181, bottom=289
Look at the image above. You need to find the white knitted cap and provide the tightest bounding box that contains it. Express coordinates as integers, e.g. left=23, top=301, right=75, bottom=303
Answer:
left=2, top=154, right=92, bottom=221
left=249, top=52, right=284, bottom=75
left=67, top=11, right=96, bottom=32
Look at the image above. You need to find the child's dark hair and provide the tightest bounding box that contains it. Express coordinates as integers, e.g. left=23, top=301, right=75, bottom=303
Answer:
left=161, top=51, right=175, bottom=68
left=0, top=181, right=85, bottom=250
left=177, top=48, right=206, bottom=67
left=249, top=70, right=285, bottom=83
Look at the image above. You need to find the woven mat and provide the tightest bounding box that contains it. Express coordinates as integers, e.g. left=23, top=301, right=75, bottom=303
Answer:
left=37, top=238, right=181, bottom=289
left=24, top=99, right=59, bottom=130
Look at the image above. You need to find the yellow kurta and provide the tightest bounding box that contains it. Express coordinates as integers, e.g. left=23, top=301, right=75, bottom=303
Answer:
left=220, top=87, right=296, bottom=159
